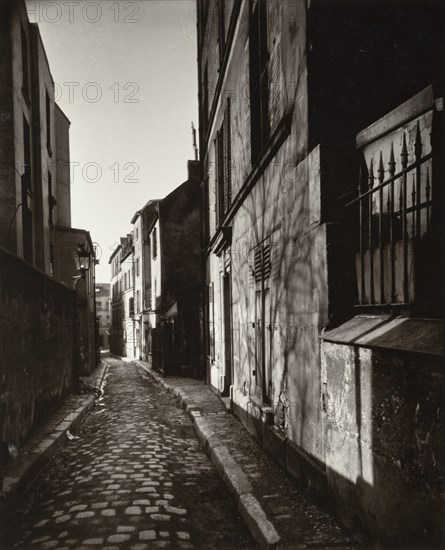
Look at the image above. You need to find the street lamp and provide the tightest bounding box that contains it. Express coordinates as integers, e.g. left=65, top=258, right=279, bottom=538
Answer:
left=73, top=243, right=91, bottom=289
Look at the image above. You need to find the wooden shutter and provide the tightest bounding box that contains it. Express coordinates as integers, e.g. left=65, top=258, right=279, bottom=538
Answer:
left=263, top=241, right=271, bottom=281
left=271, top=233, right=281, bottom=280
left=254, top=241, right=272, bottom=285
left=216, top=130, right=225, bottom=226
left=243, top=39, right=251, bottom=175
left=268, top=0, right=282, bottom=132
left=224, top=98, right=232, bottom=210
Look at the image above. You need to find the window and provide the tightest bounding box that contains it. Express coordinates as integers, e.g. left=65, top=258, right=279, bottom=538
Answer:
left=254, top=241, right=271, bottom=285
left=136, top=290, right=140, bottom=313
left=216, top=98, right=232, bottom=226
left=46, top=90, right=51, bottom=153
left=22, top=116, right=33, bottom=264
left=96, top=301, right=101, bottom=309
left=21, top=25, right=30, bottom=101
left=152, top=227, right=157, bottom=259
left=48, top=171, right=56, bottom=228
left=129, top=297, right=134, bottom=316
left=135, top=227, right=139, bottom=240
left=208, top=283, right=215, bottom=360
left=249, top=0, right=270, bottom=163
left=350, top=88, right=438, bottom=315
left=49, top=243, right=54, bottom=276
left=203, top=64, right=209, bottom=135
left=218, top=0, right=226, bottom=64
left=136, top=257, right=140, bottom=277
left=252, top=239, right=272, bottom=404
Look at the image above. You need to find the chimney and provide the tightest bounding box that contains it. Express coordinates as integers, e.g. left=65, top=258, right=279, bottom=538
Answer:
left=191, top=122, right=198, bottom=160
left=187, top=160, right=201, bottom=181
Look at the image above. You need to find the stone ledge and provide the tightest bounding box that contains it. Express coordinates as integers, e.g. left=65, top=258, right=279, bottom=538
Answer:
left=133, top=359, right=282, bottom=549
left=321, top=315, right=444, bottom=357
left=238, top=494, right=282, bottom=550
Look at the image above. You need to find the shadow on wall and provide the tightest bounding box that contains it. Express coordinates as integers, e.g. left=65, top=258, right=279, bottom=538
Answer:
left=321, top=332, right=444, bottom=545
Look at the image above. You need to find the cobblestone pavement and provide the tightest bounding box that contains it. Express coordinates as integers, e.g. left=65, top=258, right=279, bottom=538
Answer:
left=1, top=357, right=256, bottom=549
left=135, top=362, right=357, bottom=549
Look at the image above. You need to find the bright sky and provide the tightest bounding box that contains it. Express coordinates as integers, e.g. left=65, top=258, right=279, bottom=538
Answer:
left=26, top=0, right=198, bottom=282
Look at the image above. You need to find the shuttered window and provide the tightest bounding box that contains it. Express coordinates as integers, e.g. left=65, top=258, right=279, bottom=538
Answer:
left=249, top=0, right=270, bottom=163
left=208, top=283, right=215, bottom=360
left=152, top=227, right=157, bottom=259
left=254, top=241, right=271, bottom=285
left=215, top=98, right=232, bottom=227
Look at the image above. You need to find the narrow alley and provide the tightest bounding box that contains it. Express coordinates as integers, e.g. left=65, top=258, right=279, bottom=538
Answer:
left=1, top=356, right=256, bottom=549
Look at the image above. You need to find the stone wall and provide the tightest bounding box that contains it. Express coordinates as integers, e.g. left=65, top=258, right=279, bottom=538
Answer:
left=321, top=317, right=444, bottom=544
left=0, top=247, right=75, bottom=449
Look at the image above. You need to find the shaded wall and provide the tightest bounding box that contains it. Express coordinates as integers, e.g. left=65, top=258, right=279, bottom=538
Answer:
left=321, top=322, right=445, bottom=545
left=54, top=228, right=96, bottom=375
left=0, top=247, right=74, bottom=449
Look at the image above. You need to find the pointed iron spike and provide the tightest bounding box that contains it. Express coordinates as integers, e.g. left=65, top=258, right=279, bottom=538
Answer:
left=415, top=120, right=422, bottom=159
left=425, top=168, right=431, bottom=199
left=368, top=158, right=374, bottom=189
left=388, top=142, right=396, bottom=175
left=378, top=151, right=384, bottom=183
left=401, top=132, right=408, bottom=169
left=358, top=163, right=363, bottom=193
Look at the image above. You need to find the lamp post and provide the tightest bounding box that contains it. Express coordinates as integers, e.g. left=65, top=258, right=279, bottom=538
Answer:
left=72, top=243, right=91, bottom=289
left=72, top=243, right=91, bottom=389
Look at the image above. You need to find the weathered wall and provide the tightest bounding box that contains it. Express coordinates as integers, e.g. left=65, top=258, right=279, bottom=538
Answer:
left=54, top=228, right=96, bottom=375
left=0, top=3, right=18, bottom=256
left=54, top=105, right=71, bottom=228
left=0, top=247, right=74, bottom=448
left=160, top=176, right=202, bottom=310
left=204, top=0, right=329, bottom=461
left=1, top=1, right=35, bottom=260
left=30, top=24, right=56, bottom=273
left=321, top=333, right=444, bottom=545
left=198, top=0, right=444, bottom=543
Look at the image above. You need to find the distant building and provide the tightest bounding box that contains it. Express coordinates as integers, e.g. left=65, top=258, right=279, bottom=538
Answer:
left=132, top=161, right=203, bottom=377
left=131, top=200, right=159, bottom=361
left=95, top=283, right=110, bottom=349
left=110, top=161, right=203, bottom=375
left=109, top=234, right=134, bottom=358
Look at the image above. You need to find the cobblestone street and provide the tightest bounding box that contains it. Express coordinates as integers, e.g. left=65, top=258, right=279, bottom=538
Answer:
left=1, top=357, right=256, bottom=549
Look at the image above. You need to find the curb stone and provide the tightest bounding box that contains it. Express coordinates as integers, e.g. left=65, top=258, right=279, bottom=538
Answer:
left=133, top=360, right=281, bottom=549
left=0, top=362, right=109, bottom=519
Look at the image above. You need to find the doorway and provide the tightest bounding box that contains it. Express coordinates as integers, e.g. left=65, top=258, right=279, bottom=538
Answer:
left=222, top=271, right=233, bottom=396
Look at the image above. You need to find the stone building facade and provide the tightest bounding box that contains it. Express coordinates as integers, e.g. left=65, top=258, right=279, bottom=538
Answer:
left=144, top=161, right=203, bottom=378
left=109, top=162, right=203, bottom=376
left=109, top=235, right=134, bottom=358
left=0, top=0, right=97, bottom=470
left=95, top=283, right=110, bottom=349
left=196, top=0, right=444, bottom=544
left=131, top=200, right=158, bottom=362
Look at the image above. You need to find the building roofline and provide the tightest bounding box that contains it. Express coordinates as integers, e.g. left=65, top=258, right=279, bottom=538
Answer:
left=109, top=243, right=122, bottom=264
left=131, top=199, right=162, bottom=224
left=55, top=226, right=95, bottom=258
left=30, top=23, right=57, bottom=87
left=55, top=103, right=71, bottom=126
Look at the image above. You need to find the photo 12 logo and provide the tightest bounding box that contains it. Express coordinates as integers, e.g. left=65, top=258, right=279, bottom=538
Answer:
left=26, top=2, right=140, bottom=24
left=51, top=82, right=140, bottom=104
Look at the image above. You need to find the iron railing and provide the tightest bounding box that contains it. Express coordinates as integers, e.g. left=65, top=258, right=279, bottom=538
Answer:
left=348, top=89, right=435, bottom=307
